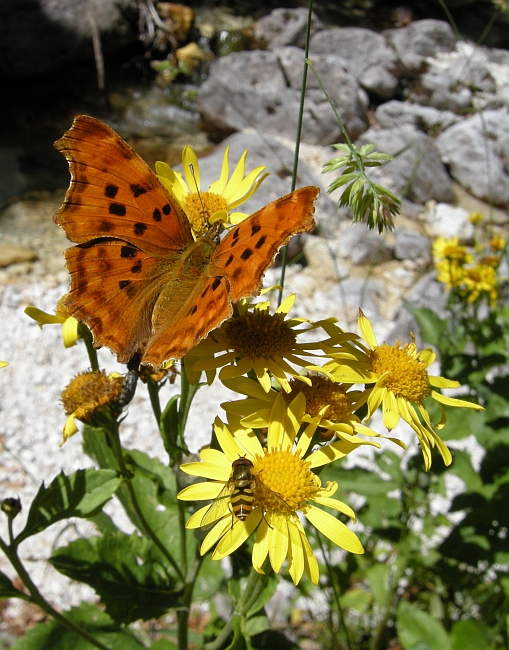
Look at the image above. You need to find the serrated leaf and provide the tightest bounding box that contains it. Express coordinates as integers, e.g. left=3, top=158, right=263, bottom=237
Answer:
left=397, top=602, right=451, bottom=650
left=10, top=602, right=145, bottom=649
left=50, top=531, right=182, bottom=624
left=15, top=469, right=122, bottom=545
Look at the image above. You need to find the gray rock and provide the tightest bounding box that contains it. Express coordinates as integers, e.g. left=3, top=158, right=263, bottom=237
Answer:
left=336, top=223, right=394, bottom=265
left=435, top=110, right=509, bottom=205
left=310, top=27, right=399, bottom=99
left=405, top=45, right=498, bottom=112
left=254, top=7, right=323, bottom=49
left=356, top=125, right=454, bottom=204
left=422, top=203, right=474, bottom=241
left=197, top=47, right=368, bottom=145
left=0, top=244, right=37, bottom=267
left=394, top=228, right=431, bottom=268
left=375, top=100, right=460, bottom=132
left=384, top=19, right=456, bottom=72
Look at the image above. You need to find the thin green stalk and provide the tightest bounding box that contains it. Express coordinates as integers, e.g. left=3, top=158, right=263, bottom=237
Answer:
left=80, top=325, right=99, bottom=371
left=104, top=421, right=185, bottom=583
left=0, top=536, right=111, bottom=650
left=278, top=0, right=314, bottom=306
left=147, top=376, right=162, bottom=425
left=204, top=565, right=270, bottom=650
left=318, top=535, right=353, bottom=650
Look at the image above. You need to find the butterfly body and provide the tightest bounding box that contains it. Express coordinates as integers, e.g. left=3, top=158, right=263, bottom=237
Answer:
left=54, top=115, right=319, bottom=368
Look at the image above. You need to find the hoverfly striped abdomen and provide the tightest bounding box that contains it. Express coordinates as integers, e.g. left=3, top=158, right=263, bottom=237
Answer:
left=230, top=457, right=255, bottom=521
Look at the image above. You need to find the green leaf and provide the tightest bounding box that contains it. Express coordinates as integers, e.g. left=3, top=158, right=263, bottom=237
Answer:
left=397, top=602, right=451, bottom=650
left=159, top=395, right=180, bottom=462
left=0, top=570, right=29, bottom=600
left=450, top=620, right=489, bottom=650
left=245, top=573, right=278, bottom=618
left=10, top=602, right=145, bottom=649
left=366, top=563, right=390, bottom=607
left=50, top=531, right=182, bottom=624
left=150, top=640, right=178, bottom=650
left=340, top=588, right=372, bottom=613
left=15, top=469, right=122, bottom=545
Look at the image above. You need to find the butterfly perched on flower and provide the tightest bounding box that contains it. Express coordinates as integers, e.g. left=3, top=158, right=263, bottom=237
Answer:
left=53, top=115, right=319, bottom=369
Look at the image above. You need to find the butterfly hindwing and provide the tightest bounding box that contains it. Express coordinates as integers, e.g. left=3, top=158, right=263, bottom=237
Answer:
left=211, top=186, right=319, bottom=301
left=54, top=115, right=193, bottom=255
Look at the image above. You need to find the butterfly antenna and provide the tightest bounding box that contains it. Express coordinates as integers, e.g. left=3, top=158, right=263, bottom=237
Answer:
left=189, top=163, right=208, bottom=223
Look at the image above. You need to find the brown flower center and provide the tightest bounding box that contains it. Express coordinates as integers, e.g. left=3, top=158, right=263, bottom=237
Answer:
left=369, top=343, right=430, bottom=402
left=225, top=310, right=297, bottom=359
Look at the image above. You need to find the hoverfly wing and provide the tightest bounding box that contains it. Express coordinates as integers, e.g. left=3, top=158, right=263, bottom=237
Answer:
left=200, top=481, right=233, bottom=531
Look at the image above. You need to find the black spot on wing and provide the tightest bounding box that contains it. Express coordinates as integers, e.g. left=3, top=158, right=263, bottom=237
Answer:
left=190, top=304, right=198, bottom=315
left=109, top=203, right=126, bottom=216
left=162, top=204, right=171, bottom=215
left=131, top=260, right=142, bottom=273
left=255, top=235, right=267, bottom=250
left=119, top=280, right=131, bottom=290
left=212, top=278, right=221, bottom=291
left=120, top=246, right=137, bottom=258
left=100, top=220, right=114, bottom=233
left=224, top=254, right=234, bottom=267
left=153, top=208, right=161, bottom=222
left=134, top=223, right=147, bottom=236
left=241, top=248, right=253, bottom=261
left=230, top=228, right=240, bottom=247
left=251, top=223, right=261, bottom=236
left=201, top=285, right=210, bottom=298
left=105, top=184, right=118, bottom=198
left=231, top=267, right=242, bottom=281
left=130, top=184, right=147, bottom=198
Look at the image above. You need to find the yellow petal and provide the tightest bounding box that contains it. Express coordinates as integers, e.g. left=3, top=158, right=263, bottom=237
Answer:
left=201, top=517, right=232, bottom=555
left=61, top=414, right=79, bottom=446
left=311, top=494, right=356, bottom=521
left=382, top=390, right=400, bottom=431
left=186, top=504, right=212, bottom=529
left=358, top=311, right=378, bottom=349
left=213, top=510, right=262, bottom=559
left=287, top=519, right=305, bottom=585
left=232, top=426, right=264, bottom=458
left=267, top=393, right=286, bottom=450
left=24, top=306, right=64, bottom=326
left=305, top=505, right=364, bottom=554
left=430, top=390, right=484, bottom=410
left=252, top=519, right=270, bottom=574
left=180, top=460, right=228, bottom=480
left=177, top=482, right=223, bottom=501
left=268, top=513, right=289, bottom=573
left=62, top=317, right=80, bottom=347
left=277, top=294, right=296, bottom=315
left=429, top=376, right=460, bottom=389
left=307, top=440, right=361, bottom=468
left=208, top=146, right=230, bottom=195
left=0, top=361, right=8, bottom=369
left=182, top=146, right=201, bottom=191
left=213, top=418, right=244, bottom=462
left=221, top=150, right=247, bottom=200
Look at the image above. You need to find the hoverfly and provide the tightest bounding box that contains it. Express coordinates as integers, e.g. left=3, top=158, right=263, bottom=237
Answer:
left=200, top=457, right=291, bottom=530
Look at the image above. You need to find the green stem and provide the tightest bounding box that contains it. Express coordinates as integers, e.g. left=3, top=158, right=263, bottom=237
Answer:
left=147, top=376, right=162, bottom=426
left=80, top=325, right=99, bottom=371
left=278, top=0, right=314, bottom=307
left=0, top=536, right=111, bottom=650
left=204, top=564, right=270, bottom=650
left=104, top=421, right=185, bottom=584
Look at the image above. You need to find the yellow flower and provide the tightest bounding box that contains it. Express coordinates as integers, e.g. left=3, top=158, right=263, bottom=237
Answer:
left=25, top=296, right=80, bottom=348
left=467, top=211, right=483, bottom=224
left=490, top=235, right=506, bottom=253
left=221, top=375, right=401, bottom=450
left=155, top=145, right=269, bottom=235
left=178, top=394, right=363, bottom=585
left=184, top=294, right=359, bottom=392
left=463, top=264, right=498, bottom=306
left=60, top=370, right=124, bottom=444
left=432, top=237, right=472, bottom=265
left=435, top=259, right=466, bottom=289
left=323, top=312, right=484, bottom=470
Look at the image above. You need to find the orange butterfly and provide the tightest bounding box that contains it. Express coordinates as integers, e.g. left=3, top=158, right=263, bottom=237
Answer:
left=53, top=115, right=319, bottom=369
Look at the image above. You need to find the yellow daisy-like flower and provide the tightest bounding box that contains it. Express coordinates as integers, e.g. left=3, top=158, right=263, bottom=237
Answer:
left=432, top=236, right=472, bottom=265
left=178, top=394, right=363, bottom=585
left=183, top=294, right=361, bottom=392
left=323, top=312, right=484, bottom=470
left=467, top=211, right=483, bottom=224
left=60, top=370, right=124, bottom=445
left=220, top=375, right=399, bottom=450
left=489, top=235, right=506, bottom=253
left=155, top=145, right=269, bottom=235
left=435, top=258, right=466, bottom=289
left=463, top=264, right=499, bottom=307
left=25, top=296, right=80, bottom=348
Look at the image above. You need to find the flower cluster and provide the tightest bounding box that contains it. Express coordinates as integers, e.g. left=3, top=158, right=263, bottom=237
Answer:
left=26, top=145, right=485, bottom=586
left=433, top=232, right=506, bottom=307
